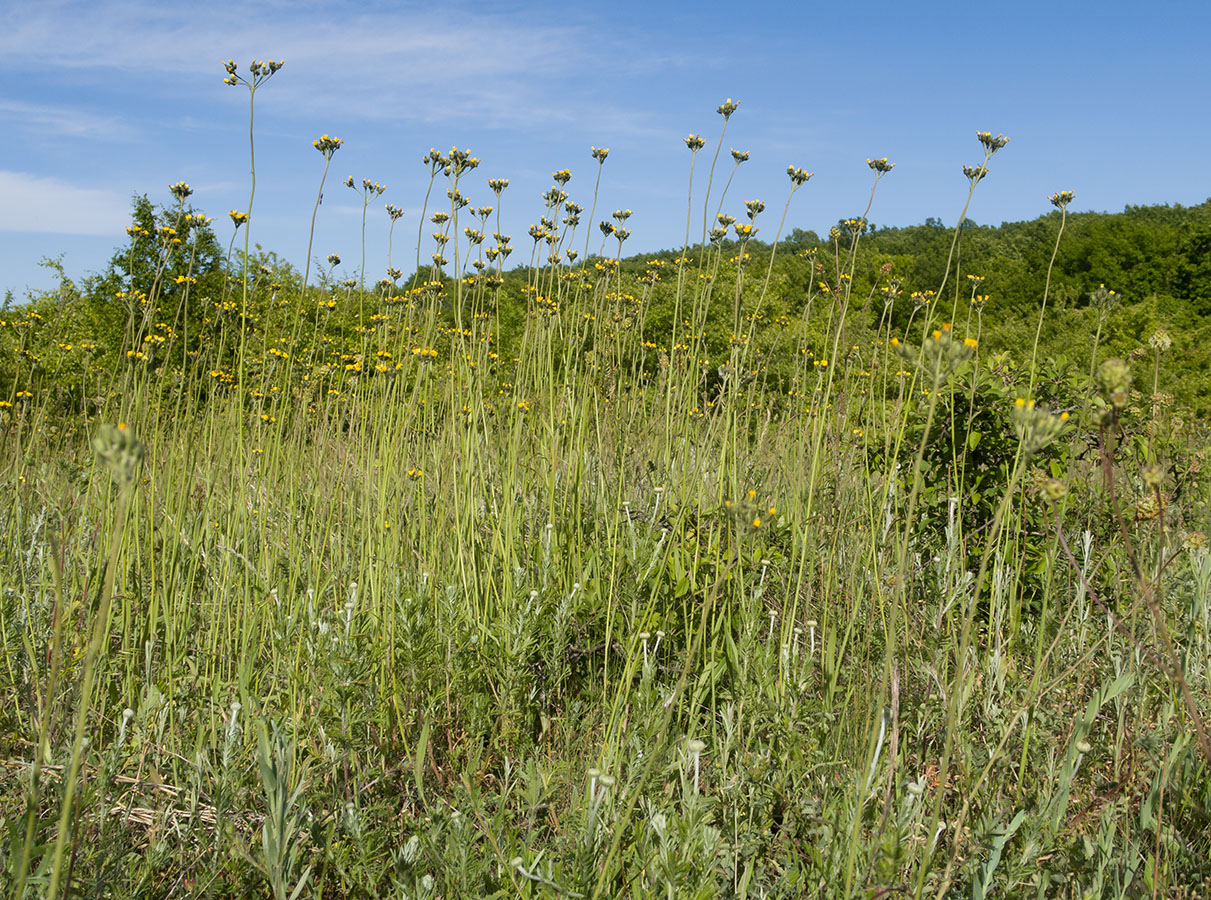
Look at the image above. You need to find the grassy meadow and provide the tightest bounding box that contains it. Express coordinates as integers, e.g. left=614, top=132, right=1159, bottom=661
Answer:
left=2, top=70, right=1210, bottom=898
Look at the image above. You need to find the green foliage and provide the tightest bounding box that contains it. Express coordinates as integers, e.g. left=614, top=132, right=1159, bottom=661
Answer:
left=3, top=118, right=1211, bottom=899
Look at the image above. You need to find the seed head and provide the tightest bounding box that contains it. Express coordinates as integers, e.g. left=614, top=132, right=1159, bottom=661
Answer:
left=1097, top=358, right=1132, bottom=410
left=92, top=423, right=146, bottom=486
left=1141, top=463, right=1166, bottom=489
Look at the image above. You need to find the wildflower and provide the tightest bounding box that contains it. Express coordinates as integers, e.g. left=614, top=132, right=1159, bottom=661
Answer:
left=1039, top=478, right=1068, bottom=502
left=1135, top=494, right=1163, bottom=521
left=745, top=199, right=765, bottom=219
left=229, top=209, right=248, bottom=227
left=423, top=148, right=449, bottom=173
left=976, top=131, right=1009, bottom=154
left=1011, top=398, right=1070, bottom=455
left=963, top=164, right=989, bottom=186
left=591, top=146, right=610, bottom=162
left=1141, top=463, right=1166, bottom=490
left=717, top=97, right=739, bottom=118
left=222, top=59, right=284, bottom=87
left=552, top=169, right=572, bottom=185
left=1090, top=283, right=1120, bottom=312
left=1097, top=358, right=1132, bottom=412
left=1049, top=190, right=1075, bottom=210
left=488, top=178, right=509, bottom=194
left=169, top=181, right=193, bottom=201
left=327, top=254, right=341, bottom=266
left=448, top=147, right=480, bottom=178
left=866, top=157, right=895, bottom=174
left=313, top=134, right=343, bottom=158
left=1148, top=329, right=1172, bottom=353
left=787, top=165, right=813, bottom=186
left=684, top=134, right=706, bottom=152
left=92, top=423, right=145, bottom=486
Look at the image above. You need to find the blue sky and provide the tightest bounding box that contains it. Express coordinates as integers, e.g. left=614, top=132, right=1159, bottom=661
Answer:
left=2, top=0, right=1209, bottom=300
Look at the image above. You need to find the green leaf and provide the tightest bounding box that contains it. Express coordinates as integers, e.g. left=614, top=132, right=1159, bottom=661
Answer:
left=967, top=430, right=982, bottom=451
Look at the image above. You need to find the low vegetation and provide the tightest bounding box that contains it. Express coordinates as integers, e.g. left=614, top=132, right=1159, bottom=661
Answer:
left=2, top=70, right=1209, bottom=898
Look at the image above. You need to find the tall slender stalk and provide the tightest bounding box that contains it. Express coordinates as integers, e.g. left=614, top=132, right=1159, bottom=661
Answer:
left=303, top=135, right=342, bottom=298
left=1029, top=191, right=1074, bottom=391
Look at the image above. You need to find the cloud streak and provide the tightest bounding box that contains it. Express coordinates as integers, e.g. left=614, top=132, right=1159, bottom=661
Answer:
left=0, top=171, right=131, bottom=235
left=0, top=1, right=659, bottom=132
left=0, top=99, right=131, bottom=139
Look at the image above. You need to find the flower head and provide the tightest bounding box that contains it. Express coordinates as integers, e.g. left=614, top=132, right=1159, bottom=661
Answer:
left=1049, top=190, right=1075, bottom=210
left=976, top=131, right=1009, bottom=155
left=963, top=164, right=989, bottom=186
left=447, top=147, right=480, bottom=178
left=313, top=134, right=343, bottom=158
left=787, top=165, right=813, bottom=186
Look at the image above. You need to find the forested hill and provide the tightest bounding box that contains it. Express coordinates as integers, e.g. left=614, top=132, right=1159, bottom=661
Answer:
left=776, top=198, right=1211, bottom=408
left=7, top=195, right=1211, bottom=417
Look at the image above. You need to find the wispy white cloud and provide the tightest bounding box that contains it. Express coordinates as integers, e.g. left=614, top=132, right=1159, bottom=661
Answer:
left=0, top=98, right=130, bottom=139
left=0, top=1, right=668, bottom=135
left=0, top=171, right=130, bottom=235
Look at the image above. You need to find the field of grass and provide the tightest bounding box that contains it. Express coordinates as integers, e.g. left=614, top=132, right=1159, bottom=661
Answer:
left=2, top=71, right=1210, bottom=898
